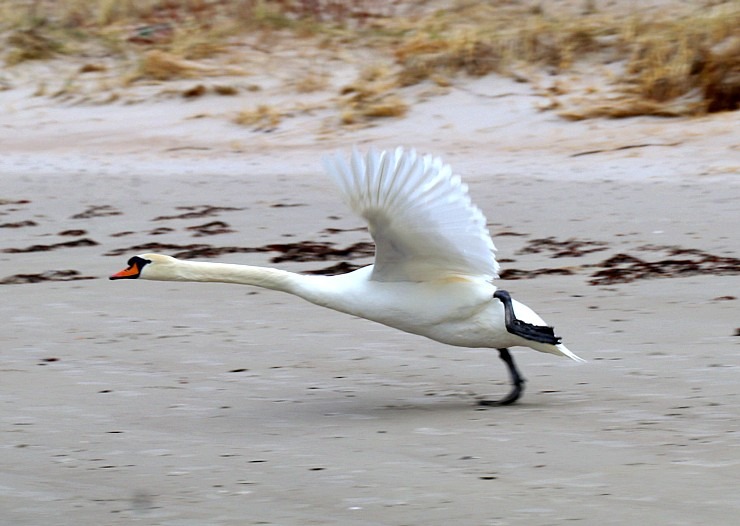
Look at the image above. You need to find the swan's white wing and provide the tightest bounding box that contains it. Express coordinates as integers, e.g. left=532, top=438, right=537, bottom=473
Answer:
left=323, top=147, right=499, bottom=282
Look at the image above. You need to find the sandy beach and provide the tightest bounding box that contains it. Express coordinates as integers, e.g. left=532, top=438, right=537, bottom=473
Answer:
left=1, top=7, right=740, bottom=524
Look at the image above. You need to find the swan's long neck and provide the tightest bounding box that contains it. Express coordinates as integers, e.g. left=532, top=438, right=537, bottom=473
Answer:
left=149, top=260, right=305, bottom=294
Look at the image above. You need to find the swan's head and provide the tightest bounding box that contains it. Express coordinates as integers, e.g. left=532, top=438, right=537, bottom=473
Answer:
left=109, top=253, right=178, bottom=281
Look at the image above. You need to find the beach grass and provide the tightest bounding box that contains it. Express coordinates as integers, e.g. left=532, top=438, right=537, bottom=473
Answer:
left=2, top=0, right=737, bottom=119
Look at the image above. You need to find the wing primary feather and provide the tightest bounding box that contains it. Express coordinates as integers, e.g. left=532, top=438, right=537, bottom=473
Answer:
left=382, top=147, right=406, bottom=202
left=382, top=148, right=413, bottom=212
left=351, top=147, right=366, bottom=209
left=325, top=146, right=499, bottom=282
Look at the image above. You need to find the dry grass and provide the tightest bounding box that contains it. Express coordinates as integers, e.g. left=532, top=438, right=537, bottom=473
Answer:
left=234, top=104, right=283, bottom=130
left=620, top=12, right=740, bottom=114
left=338, top=64, right=408, bottom=124
left=1, top=0, right=738, bottom=119
left=213, top=84, right=239, bottom=96
left=391, top=5, right=612, bottom=85
left=134, top=50, right=210, bottom=81
left=293, top=71, right=330, bottom=93
left=388, top=1, right=739, bottom=117
left=5, top=27, right=64, bottom=65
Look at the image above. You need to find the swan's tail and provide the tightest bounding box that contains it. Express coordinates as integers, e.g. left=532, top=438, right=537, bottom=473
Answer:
left=507, top=298, right=585, bottom=363
left=527, top=339, right=585, bottom=362
left=553, top=343, right=586, bottom=363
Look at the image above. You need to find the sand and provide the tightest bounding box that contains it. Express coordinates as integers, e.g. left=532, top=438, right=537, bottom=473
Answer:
left=1, top=33, right=739, bottom=526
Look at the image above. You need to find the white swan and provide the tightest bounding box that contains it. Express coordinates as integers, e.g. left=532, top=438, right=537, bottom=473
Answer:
left=111, top=147, right=584, bottom=405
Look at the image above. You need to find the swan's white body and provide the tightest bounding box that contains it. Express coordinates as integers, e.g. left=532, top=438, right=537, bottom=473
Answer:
left=112, top=147, right=584, bottom=364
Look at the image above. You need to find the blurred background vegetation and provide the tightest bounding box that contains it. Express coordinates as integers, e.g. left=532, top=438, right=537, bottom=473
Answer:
left=2, top=0, right=738, bottom=119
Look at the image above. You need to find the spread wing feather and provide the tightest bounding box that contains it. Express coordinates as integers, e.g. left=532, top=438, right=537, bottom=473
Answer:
left=323, top=147, right=499, bottom=282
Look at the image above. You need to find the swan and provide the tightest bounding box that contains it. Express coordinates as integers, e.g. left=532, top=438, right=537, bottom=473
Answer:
left=111, top=147, right=584, bottom=405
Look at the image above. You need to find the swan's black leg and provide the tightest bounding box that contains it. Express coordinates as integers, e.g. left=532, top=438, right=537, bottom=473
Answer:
left=494, top=290, right=562, bottom=345
left=478, top=348, right=525, bottom=406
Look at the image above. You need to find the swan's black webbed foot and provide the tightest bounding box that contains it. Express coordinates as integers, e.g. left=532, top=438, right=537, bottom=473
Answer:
left=478, top=348, right=525, bottom=406
left=493, top=289, right=562, bottom=345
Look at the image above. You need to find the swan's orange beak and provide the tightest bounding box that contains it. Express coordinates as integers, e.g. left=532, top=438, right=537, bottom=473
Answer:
left=109, top=263, right=140, bottom=280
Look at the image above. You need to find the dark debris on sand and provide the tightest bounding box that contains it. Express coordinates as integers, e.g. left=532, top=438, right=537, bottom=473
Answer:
left=0, top=270, right=95, bottom=285
left=106, top=240, right=375, bottom=263
left=588, top=246, right=740, bottom=285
